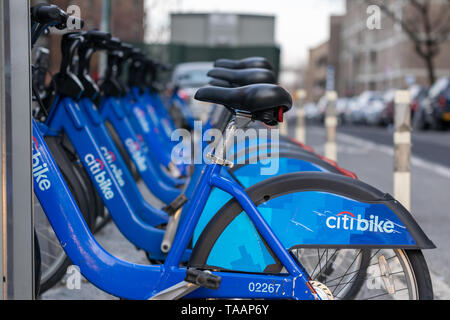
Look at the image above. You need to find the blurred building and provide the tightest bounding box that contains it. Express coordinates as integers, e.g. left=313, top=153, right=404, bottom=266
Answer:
left=304, top=0, right=450, bottom=100
left=171, top=13, right=275, bottom=46
left=167, top=13, right=281, bottom=77
left=304, top=16, right=343, bottom=103
left=339, top=0, right=450, bottom=96
left=32, top=0, right=146, bottom=76
left=305, top=41, right=329, bottom=102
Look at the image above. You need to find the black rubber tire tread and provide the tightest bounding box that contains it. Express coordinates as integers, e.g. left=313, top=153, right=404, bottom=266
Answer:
left=404, top=250, right=434, bottom=300
left=60, top=134, right=105, bottom=222
left=34, top=231, right=42, bottom=298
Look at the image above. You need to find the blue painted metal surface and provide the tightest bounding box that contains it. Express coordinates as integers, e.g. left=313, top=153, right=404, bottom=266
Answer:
left=33, top=120, right=315, bottom=300
left=45, top=96, right=171, bottom=260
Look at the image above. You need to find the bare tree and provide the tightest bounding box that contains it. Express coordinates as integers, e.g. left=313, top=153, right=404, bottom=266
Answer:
left=364, top=0, right=450, bottom=85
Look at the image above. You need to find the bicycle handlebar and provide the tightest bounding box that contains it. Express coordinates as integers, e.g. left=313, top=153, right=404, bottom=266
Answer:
left=31, top=4, right=67, bottom=25
left=31, top=4, right=85, bottom=46
left=31, top=4, right=84, bottom=29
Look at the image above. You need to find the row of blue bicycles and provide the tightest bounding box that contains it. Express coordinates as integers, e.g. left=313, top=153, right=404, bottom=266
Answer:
left=31, top=3, right=435, bottom=300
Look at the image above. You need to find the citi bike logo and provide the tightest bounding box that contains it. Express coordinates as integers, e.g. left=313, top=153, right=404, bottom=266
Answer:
left=133, top=107, right=150, bottom=133
left=32, top=137, right=51, bottom=191
left=125, top=138, right=148, bottom=172
left=101, top=147, right=125, bottom=187
left=326, top=211, right=395, bottom=234
left=84, top=154, right=114, bottom=200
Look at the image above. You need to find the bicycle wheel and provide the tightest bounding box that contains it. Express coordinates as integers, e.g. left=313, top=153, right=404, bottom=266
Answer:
left=60, top=134, right=105, bottom=224
left=289, top=248, right=432, bottom=300
left=36, top=137, right=96, bottom=293
left=190, top=177, right=434, bottom=300
left=34, top=230, right=41, bottom=298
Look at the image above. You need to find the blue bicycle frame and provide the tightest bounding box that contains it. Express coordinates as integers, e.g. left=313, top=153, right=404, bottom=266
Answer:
left=33, top=118, right=317, bottom=300
left=100, top=95, right=185, bottom=189
left=44, top=95, right=182, bottom=261
left=126, top=87, right=189, bottom=177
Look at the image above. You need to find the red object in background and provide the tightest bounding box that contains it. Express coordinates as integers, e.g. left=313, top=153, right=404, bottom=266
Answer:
left=92, top=71, right=99, bottom=83
left=334, top=166, right=358, bottom=180
left=439, top=95, right=447, bottom=108
left=288, top=138, right=358, bottom=180
left=387, top=101, right=395, bottom=118
left=178, top=89, right=190, bottom=102
left=288, top=137, right=315, bottom=153
left=411, top=100, right=419, bottom=113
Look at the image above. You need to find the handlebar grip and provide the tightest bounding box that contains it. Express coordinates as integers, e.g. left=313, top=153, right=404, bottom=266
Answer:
left=31, top=4, right=67, bottom=25
left=110, top=37, right=123, bottom=48
left=119, top=42, right=134, bottom=54
left=86, top=30, right=111, bottom=41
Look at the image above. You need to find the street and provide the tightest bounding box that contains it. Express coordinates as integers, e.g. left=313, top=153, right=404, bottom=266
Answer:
left=338, top=125, right=450, bottom=168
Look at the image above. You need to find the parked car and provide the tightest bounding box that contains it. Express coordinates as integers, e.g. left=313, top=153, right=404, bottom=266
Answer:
left=420, top=77, right=450, bottom=130
left=409, top=85, right=429, bottom=130
left=344, top=97, right=358, bottom=124
left=352, top=91, right=383, bottom=125
left=316, top=95, right=328, bottom=123
left=171, top=62, right=214, bottom=120
left=379, top=89, right=397, bottom=126
left=304, top=102, right=320, bottom=122
left=336, top=98, right=350, bottom=125
left=364, top=97, right=385, bottom=126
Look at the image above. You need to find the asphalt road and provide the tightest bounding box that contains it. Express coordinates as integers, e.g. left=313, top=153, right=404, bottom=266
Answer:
left=338, top=125, right=450, bottom=168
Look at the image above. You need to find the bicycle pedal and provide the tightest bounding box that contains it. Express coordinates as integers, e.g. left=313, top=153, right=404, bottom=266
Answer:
left=185, top=269, right=221, bottom=290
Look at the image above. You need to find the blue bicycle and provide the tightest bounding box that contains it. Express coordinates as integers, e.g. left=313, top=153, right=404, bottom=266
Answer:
left=31, top=4, right=434, bottom=300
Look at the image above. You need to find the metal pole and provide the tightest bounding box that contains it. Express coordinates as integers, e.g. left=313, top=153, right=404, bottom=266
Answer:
left=394, top=90, right=412, bottom=211
left=295, top=89, right=306, bottom=144
left=0, top=0, right=34, bottom=299
left=279, top=116, right=288, bottom=136
left=325, top=91, right=338, bottom=162
left=99, top=0, right=111, bottom=75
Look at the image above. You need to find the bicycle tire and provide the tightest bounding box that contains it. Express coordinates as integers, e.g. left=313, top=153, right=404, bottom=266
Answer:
left=404, top=249, right=434, bottom=300
left=60, top=134, right=105, bottom=222
left=34, top=230, right=41, bottom=298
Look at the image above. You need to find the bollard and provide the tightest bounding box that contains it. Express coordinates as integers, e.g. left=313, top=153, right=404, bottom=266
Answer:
left=295, top=89, right=307, bottom=144
left=325, top=91, right=338, bottom=162
left=394, top=90, right=412, bottom=211
left=279, top=115, right=288, bottom=136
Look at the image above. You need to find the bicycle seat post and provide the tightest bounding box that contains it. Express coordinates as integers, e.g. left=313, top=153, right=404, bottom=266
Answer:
left=208, top=112, right=252, bottom=167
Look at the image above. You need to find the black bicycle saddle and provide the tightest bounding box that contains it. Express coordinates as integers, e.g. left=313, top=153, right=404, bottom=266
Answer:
left=209, top=79, right=233, bottom=88
left=214, top=57, right=274, bottom=71
left=207, top=68, right=276, bottom=88
left=195, top=84, right=292, bottom=126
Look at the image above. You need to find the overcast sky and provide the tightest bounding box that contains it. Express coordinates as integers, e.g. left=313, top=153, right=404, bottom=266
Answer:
left=145, top=0, right=345, bottom=68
